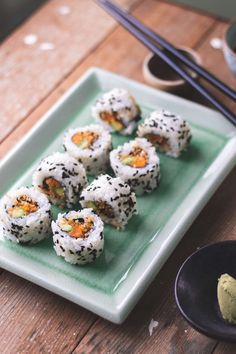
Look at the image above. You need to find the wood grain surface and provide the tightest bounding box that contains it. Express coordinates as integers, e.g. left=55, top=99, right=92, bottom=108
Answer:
left=0, top=0, right=139, bottom=143
left=0, top=0, right=236, bottom=353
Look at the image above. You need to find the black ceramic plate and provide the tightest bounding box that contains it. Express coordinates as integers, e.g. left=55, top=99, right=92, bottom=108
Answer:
left=175, top=241, right=236, bottom=341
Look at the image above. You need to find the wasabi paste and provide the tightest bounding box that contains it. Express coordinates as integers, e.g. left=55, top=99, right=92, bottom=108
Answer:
left=217, top=273, right=236, bottom=324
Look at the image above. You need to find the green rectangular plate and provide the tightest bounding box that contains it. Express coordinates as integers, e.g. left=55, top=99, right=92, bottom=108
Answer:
left=0, top=68, right=236, bottom=323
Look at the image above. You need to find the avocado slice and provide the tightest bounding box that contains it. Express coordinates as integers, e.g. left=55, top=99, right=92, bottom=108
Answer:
left=55, top=187, right=65, bottom=198
left=11, top=207, right=25, bottom=218
left=86, top=201, right=96, bottom=210
left=120, top=156, right=135, bottom=166
left=77, top=139, right=89, bottom=149
left=60, top=223, right=73, bottom=232
left=111, top=120, right=123, bottom=131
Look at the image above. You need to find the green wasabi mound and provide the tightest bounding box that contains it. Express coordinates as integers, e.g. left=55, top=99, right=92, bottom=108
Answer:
left=217, top=273, right=236, bottom=324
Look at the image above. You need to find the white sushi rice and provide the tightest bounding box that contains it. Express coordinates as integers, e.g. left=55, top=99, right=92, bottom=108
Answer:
left=52, top=209, right=104, bottom=265
left=91, top=88, right=141, bottom=135
left=80, top=174, right=137, bottom=229
left=32, top=152, right=87, bottom=208
left=0, top=187, right=52, bottom=244
left=110, top=138, right=160, bottom=196
left=63, top=124, right=112, bottom=175
left=137, top=110, right=192, bottom=157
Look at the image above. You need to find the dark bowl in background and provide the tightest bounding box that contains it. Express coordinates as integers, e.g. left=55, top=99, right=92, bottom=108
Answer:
left=175, top=241, right=236, bottom=342
left=0, top=0, right=47, bottom=42
left=143, top=47, right=202, bottom=93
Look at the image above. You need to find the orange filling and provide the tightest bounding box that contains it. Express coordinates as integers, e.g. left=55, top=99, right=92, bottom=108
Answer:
left=8, top=195, right=39, bottom=218
left=119, top=147, right=148, bottom=168
left=42, top=177, right=65, bottom=200
left=146, top=134, right=170, bottom=152
left=59, top=217, right=94, bottom=238
left=100, top=111, right=124, bottom=131
left=72, top=131, right=99, bottom=149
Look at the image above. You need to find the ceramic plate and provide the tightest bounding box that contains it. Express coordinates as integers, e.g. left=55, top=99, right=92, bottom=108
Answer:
left=0, top=68, right=235, bottom=323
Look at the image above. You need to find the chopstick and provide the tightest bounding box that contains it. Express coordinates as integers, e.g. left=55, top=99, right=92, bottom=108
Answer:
left=95, top=0, right=236, bottom=126
left=102, top=0, right=236, bottom=101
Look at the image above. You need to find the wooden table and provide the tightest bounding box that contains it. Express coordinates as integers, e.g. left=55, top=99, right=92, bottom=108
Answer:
left=0, top=1, right=236, bottom=353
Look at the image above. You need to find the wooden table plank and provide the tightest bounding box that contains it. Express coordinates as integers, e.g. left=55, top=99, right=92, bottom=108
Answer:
left=214, top=342, right=236, bottom=353
left=74, top=167, right=236, bottom=353
left=0, top=0, right=140, bottom=143
left=0, top=271, right=97, bottom=354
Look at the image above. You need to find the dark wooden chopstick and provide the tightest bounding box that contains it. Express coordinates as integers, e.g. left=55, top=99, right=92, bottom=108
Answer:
left=95, top=0, right=236, bottom=126
left=103, top=0, right=236, bottom=101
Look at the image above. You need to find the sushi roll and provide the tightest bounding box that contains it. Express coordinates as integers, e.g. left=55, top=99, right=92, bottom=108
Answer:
left=80, top=174, right=137, bottom=229
left=0, top=187, right=51, bottom=244
left=63, top=124, right=112, bottom=175
left=32, top=152, right=87, bottom=208
left=137, top=110, right=192, bottom=157
left=110, top=138, right=160, bottom=196
left=52, top=209, right=104, bottom=265
left=92, top=88, right=141, bottom=135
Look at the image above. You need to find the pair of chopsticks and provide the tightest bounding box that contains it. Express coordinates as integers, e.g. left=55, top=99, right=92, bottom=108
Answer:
left=95, top=0, right=236, bottom=127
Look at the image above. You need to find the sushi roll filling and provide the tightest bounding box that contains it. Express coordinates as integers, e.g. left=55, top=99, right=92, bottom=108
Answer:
left=71, top=131, right=99, bottom=149
left=145, top=134, right=170, bottom=152
left=41, top=177, right=65, bottom=200
left=59, top=216, right=94, bottom=238
left=100, top=111, right=124, bottom=132
left=119, top=147, right=149, bottom=168
left=85, top=200, right=115, bottom=219
left=7, top=195, right=39, bottom=218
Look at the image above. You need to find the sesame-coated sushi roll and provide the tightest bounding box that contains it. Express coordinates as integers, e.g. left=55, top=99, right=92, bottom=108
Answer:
left=52, top=209, right=104, bottom=265
left=110, top=138, right=160, bottom=196
left=92, top=88, right=141, bottom=135
left=80, top=174, right=137, bottom=229
left=137, top=110, right=192, bottom=158
left=63, top=124, right=112, bottom=175
left=0, top=187, right=51, bottom=244
left=32, top=152, right=87, bottom=208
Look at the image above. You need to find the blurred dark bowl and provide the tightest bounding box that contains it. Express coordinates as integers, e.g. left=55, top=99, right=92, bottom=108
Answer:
left=0, top=0, right=47, bottom=42
left=175, top=241, right=236, bottom=342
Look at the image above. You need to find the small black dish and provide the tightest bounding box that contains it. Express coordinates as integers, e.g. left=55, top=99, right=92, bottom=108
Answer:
left=175, top=241, right=236, bottom=342
left=142, top=47, right=202, bottom=92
